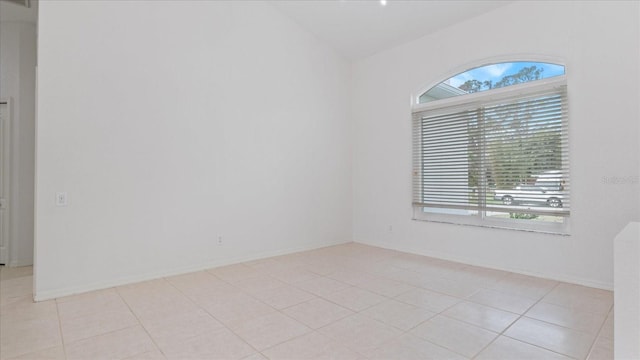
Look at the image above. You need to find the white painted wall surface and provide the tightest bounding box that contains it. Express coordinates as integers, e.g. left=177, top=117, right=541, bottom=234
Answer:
left=614, top=222, right=640, bottom=360
left=352, top=1, right=640, bottom=289
left=0, top=20, right=37, bottom=267
left=35, top=1, right=351, bottom=299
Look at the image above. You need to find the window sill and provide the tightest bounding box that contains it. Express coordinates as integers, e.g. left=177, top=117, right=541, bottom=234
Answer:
left=412, top=211, right=570, bottom=236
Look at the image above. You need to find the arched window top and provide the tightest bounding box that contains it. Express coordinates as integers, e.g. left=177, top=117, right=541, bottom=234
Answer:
left=418, top=61, right=565, bottom=104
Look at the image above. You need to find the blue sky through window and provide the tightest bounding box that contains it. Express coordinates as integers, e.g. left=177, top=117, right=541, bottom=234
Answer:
left=448, top=62, right=565, bottom=88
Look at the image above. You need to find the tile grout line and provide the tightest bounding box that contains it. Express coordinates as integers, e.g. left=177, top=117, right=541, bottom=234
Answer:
left=8, top=245, right=614, bottom=360
left=161, top=274, right=268, bottom=358
left=480, top=280, right=599, bottom=360
left=54, top=299, right=69, bottom=360
left=218, top=265, right=367, bottom=357
left=50, top=291, right=144, bottom=359
left=113, top=284, right=170, bottom=360
left=233, top=257, right=415, bottom=358
left=583, top=302, right=615, bottom=360
left=469, top=280, right=561, bottom=359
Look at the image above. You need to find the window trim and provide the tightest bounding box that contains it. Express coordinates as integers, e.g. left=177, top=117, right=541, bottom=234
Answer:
left=411, top=75, right=570, bottom=235
left=413, top=75, right=567, bottom=113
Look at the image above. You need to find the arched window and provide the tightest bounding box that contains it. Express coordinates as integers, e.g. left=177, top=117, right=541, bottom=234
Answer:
left=412, top=61, right=569, bottom=233
left=418, top=62, right=565, bottom=103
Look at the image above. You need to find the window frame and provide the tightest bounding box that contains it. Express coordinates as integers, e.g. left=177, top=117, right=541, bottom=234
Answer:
left=411, top=75, right=570, bottom=235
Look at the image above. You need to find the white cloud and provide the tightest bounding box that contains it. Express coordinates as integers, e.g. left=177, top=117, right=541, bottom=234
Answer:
left=480, top=63, right=512, bottom=78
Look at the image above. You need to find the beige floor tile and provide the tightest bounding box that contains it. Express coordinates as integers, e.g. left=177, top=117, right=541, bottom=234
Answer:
left=262, top=331, right=361, bottom=360
left=542, top=283, right=613, bottom=315
left=118, top=287, right=200, bottom=324
left=0, top=246, right=618, bottom=360
left=232, top=275, right=287, bottom=295
left=5, top=345, right=66, bottom=360
left=410, top=315, right=498, bottom=358
left=587, top=335, right=613, bottom=360
left=295, top=277, right=351, bottom=297
left=56, top=287, right=117, bottom=304
left=0, top=294, right=29, bottom=308
left=0, top=315, right=62, bottom=359
left=383, top=268, right=429, bottom=286
left=208, top=263, right=261, bottom=283
left=360, top=299, right=436, bottom=331
left=164, top=271, right=234, bottom=297
left=475, top=336, right=572, bottom=360
left=0, top=266, right=33, bottom=281
left=302, top=261, right=347, bottom=277
left=65, top=325, right=156, bottom=360
left=282, top=298, right=353, bottom=329
left=269, top=253, right=316, bottom=268
left=182, top=281, right=243, bottom=303
left=360, top=261, right=407, bottom=279
left=395, top=288, right=460, bottom=313
left=268, top=268, right=321, bottom=285
left=0, top=276, right=33, bottom=304
left=251, top=284, right=316, bottom=310
left=117, top=279, right=175, bottom=295
left=195, top=291, right=276, bottom=326
left=57, top=288, right=130, bottom=319
left=376, top=253, right=426, bottom=269
left=442, top=301, right=519, bottom=333
left=525, top=301, right=608, bottom=335
left=355, top=276, right=415, bottom=298
left=431, top=266, right=472, bottom=281
left=241, top=353, right=268, bottom=360
left=321, top=287, right=385, bottom=312
left=60, top=308, right=140, bottom=343
left=230, top=312, right=311, bottom=351
left=262, top=331, right=335, bottom=360
left=468, top=288, right=538, bottom=314
left=454, top=266, right=509, bottom=287
left=123, top=349, right=167, bottom=360
left=368, top=333, right=466, bottom=360
left=141, top=309, right=224, bottom=351
left=318, top=314, right=403, bottom=356
left=487, top=273, right=558, bottom=300
left=326, top=269, right=377, bottom=286
left=504, top=317, right=596, bottom=359
left=599, top=310, right=613, bottom=339
left=156, top=327, right=254, bottom=360
left=406, top=263, right=452, bottom=279
left=0, top=296, right=58, bottom=322
left=242, top=258, right=288, bottom=273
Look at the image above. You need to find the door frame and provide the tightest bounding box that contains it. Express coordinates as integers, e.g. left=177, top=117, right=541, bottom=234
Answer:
left=0, top=98, right=12, bottom=266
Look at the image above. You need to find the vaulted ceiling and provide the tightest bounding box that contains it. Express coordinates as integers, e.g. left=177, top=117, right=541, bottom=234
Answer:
left=0, top=0, right=511, bottom=61
left=272, top=1, right=512, bottom=60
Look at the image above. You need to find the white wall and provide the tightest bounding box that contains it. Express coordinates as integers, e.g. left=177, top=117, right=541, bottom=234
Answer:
left=352, top=1, right=640, bottom=289
left=35, top=1, right=352, bottom=300
left=0, top=20, right=37, bottom=267
left=614, top=222, right=640, bottom=359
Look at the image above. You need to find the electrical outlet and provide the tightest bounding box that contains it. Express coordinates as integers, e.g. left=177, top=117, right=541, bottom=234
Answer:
left=55, top=192, right=68, bottom=206
left=217, top=235, right=223, bottom=245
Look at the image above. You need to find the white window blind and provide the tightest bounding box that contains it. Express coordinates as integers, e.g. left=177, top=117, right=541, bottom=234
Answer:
left=412, top=80, right=569, bottom=219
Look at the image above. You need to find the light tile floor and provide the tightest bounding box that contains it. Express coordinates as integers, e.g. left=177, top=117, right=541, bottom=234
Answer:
left=0, top=243, right=614, bottom=359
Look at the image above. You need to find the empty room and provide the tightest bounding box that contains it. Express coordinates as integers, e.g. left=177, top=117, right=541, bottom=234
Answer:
left=1, top=0, right=639, bottom=359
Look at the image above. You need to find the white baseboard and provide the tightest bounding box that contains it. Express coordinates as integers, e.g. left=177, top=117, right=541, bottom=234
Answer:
left=354, top=239, right=613, bottom=291
left=34, top=239, right=351, bottom=302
